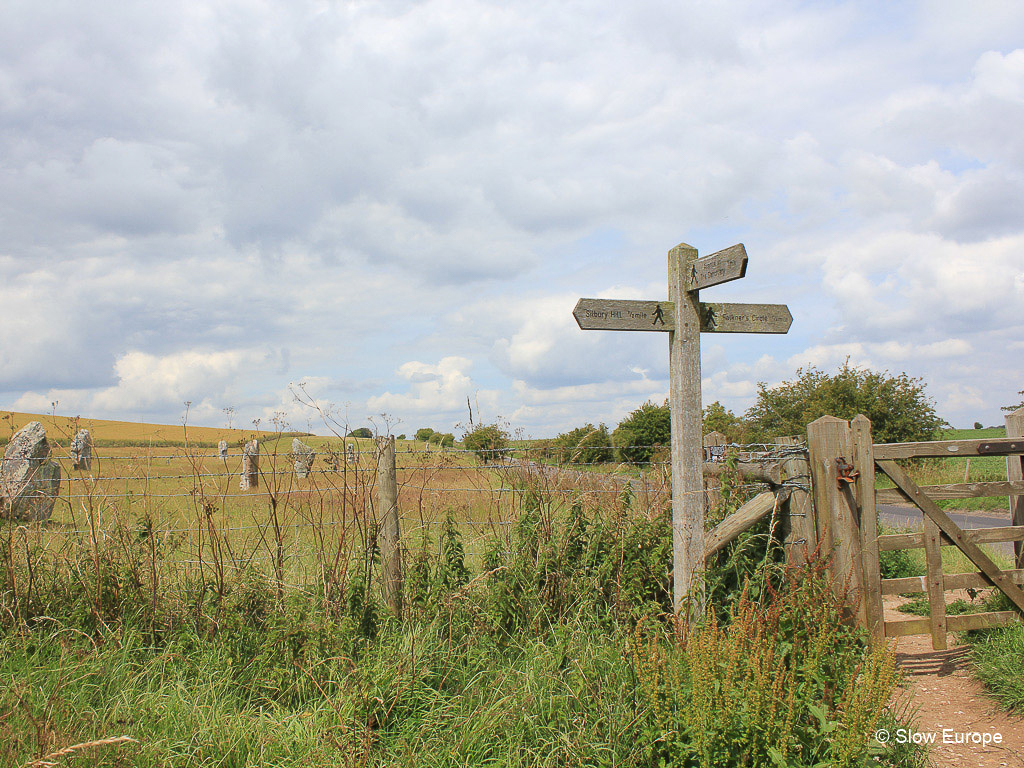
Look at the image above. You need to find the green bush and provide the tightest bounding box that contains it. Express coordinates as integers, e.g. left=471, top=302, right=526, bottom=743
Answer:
left=462, top=423, right=510, bottom=462
left=415, top=427, right=435, bottom=442
left=613, top=400, right=669, bottom=464
left=428, top=431, right=455, bottom=448
left=703, top=400, right=746, bottom=442
left=347, top=427, right=373, bottom=439
left=745, top=361, right=945, bottom=443
left=877, top=545, right=922, bottom=581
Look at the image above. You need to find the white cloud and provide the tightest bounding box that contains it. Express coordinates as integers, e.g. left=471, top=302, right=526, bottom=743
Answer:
left=13, top=347, right=282, bottom=423
left=1, top=2, right=1022, bottom=435
left=367, top=356, right=499, bottom=423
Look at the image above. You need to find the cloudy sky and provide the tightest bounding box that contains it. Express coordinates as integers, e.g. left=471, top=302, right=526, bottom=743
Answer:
left=2, top=0, right=1022, bottom=437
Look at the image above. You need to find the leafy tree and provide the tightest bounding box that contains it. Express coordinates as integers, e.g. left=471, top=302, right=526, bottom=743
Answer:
left=552, top=423, right=612, bottom=464
left=1002, top=390, right=1024, bottom=413
left=415, top=427, right=435, bottom=442
left=462, top=423, right=510, bottom=462
left=347, top=427, right=373, bottom=439
left=429, top=432, right=455, bottom=448
left=974, top=422, right=984, bottom=430
left=613, top=401, right=670, bottom=464
left=744, top=362, right=945, bottom=444
left=702, top=401, right=746, bottom=442
left=396, top=433, right=406, bottom=440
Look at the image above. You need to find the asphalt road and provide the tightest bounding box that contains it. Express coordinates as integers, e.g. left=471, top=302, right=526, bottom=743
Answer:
left=878, top=503, right=1016, bottom=556
left=878, top=504, right=1011, bottom=531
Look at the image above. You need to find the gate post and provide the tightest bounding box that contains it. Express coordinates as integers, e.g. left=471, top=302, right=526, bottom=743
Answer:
left=851, top=415, right=884, bottom=641
left=1007, top=408, right=1024, bottom=570
left=807, top=416, right=868, bottom=627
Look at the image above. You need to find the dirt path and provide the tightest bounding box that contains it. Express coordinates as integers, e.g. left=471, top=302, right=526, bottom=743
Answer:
left=885, top=596, right=1024, bottom=767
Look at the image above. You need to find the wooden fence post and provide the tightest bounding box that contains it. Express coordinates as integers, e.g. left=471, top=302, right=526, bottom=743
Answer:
left=773, top=435, right=815, bottom=566
left=1007, top=408, right=1024, bottom=570
left=806, top=416, right=867, bottom=625
left=376, top=435, right=403, bottom=619
left=850, top=415, right=884, bottom=641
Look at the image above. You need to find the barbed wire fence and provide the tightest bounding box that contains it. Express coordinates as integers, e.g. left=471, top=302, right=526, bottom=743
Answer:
left=1, top=436, right=809, bottom=597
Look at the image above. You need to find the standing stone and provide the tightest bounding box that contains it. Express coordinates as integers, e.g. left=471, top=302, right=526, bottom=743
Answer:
left=218, top=440, right=228, bottom=458
left=292, top=438, right=315, bottom=479
left=346, top=443, right=357, bottom=465
left=70, top=429, right=92, bottom=470
left=240, top=440, right=259, bottom=490
left=0, top=421, right=61, bottom=522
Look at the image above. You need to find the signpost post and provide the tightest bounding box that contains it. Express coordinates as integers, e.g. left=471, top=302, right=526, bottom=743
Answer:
left=573, top=242, right=791, bottom=617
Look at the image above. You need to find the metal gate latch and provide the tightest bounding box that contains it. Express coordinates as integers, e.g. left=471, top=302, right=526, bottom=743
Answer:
left=835, top=457, right=860, bottom=488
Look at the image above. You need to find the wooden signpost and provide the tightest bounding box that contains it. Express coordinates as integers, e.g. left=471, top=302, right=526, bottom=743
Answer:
left=573, top=242, right=792, bottom=616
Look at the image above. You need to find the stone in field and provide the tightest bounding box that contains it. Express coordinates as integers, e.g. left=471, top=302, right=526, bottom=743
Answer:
left=292, top=438, right=315, bottom=478
left=70, top=429, right=92, bottom=470
left=240, top=440, right=259, bottom=490
left=218, top=440, right=228, bottom=458
left=1, top=421, right=61, bottom=522
left=346, top=443, right=357, bottom=464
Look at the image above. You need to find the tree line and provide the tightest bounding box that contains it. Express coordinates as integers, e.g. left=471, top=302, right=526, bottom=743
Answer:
left=544, top=362, right=948, bottom=465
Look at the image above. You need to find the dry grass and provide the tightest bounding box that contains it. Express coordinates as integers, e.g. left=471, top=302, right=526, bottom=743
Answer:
left=1, top=410, right=279, bottom=446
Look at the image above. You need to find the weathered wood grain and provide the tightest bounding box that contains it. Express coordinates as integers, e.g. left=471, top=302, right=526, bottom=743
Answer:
left=702, top=460, right=782, bottom=485
left=704, top=491, right=778, bottom=558
left=775, top=435, right=815, bottom=566
left=669, top=243, right=705, bottom=617
left=572, top=298, right=674, bottom=331
left=686, top=243, right=747, bottom=292
left=877, top=524, right=1024, bottom=551
left=1007, top=409, right=1024, bottom=569
left=882, top=568, right=1024, bottom=595
left=923, top=514, right=948, bottom=649
left=699, top=302, right=793, bottom=334
left=874, top=438, right=1024, bottom=460
left=885, top=611, right=1021, bottom=638
left=376, top=436, right=403, bottom=619
left=876, top=479, right=1024, bottom=504
left=807, top=416, right=867, bottom=620
left=852, top=415, right=884, bottom=639
left=573, top=298, right=794, bottom=335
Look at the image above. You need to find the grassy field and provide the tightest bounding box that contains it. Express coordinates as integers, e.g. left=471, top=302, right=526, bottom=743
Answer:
left=2, top=459, right=920, bottom=768
left=0, top=412, right=929, bottom=767
left=0, top=409, right=284, bottom=447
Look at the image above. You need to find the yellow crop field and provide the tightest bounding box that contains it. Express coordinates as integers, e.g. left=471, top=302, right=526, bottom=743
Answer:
left=0, top=410, right=278, bottom=445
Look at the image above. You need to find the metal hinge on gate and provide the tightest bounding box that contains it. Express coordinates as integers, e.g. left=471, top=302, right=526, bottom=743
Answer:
left=835, top=457, right=860, bottom=488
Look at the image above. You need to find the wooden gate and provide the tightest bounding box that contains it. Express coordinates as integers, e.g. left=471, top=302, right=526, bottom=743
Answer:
left=806, top=409, right=1024, bottom=650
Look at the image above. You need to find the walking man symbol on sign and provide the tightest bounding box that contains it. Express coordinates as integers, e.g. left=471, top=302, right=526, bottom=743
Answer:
left=652, top=303, right=666, bottom=326
left=702, top=304, right=718, bottom=330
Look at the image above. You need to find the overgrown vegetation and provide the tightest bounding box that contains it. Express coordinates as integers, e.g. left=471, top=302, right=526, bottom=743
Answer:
left=0, top=452, right=920, bottom=767
left=968, top=622, right=1024, bottom=711
left=550, top=422, right=613, bottom=464
left=461, top=422, right=510, bottom=462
